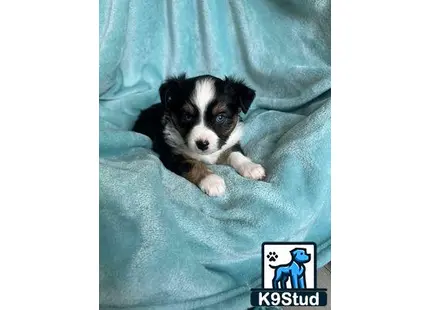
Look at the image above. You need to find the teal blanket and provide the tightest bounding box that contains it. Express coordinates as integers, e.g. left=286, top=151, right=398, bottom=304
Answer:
left=99, top=0, right=331, bottom=309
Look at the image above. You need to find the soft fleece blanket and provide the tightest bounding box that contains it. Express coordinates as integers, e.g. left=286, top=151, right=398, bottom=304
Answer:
left=99, top=0, right=331, bottom=309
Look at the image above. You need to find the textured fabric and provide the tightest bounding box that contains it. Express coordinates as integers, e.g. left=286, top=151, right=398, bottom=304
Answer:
left=99, top=0, right=331, bottom=309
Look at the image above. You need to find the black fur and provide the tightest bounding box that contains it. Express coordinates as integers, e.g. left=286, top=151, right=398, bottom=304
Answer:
left=132, top=103, right=188, bottom=176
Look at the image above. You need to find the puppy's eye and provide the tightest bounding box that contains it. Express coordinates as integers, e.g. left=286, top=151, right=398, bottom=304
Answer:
left=182, top=112, right=192, bottom=122
left=215, top=114, right=226, bottom=123
left=165, top=92, right=173, bottom=104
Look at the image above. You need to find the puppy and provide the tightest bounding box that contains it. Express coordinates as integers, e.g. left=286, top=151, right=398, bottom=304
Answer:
left=132, top=73, right=265, bottom=196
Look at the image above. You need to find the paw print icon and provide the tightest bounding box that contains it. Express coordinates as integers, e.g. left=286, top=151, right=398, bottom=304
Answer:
left=266, top=252, right=278, bottom=262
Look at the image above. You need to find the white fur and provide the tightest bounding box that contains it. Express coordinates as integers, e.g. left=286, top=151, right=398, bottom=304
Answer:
left=187, top=78, right=219, bottom=153
left=199, top=174, right=226, bottom=196
left=228, top=151, right=266, bottom=180
left=192, top=78, right=216, bottom=112
left=163, top=120, right=244, bottom=165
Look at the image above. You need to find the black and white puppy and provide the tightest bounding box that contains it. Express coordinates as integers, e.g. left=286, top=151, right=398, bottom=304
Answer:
left=132, top=74, right=265, bottom=196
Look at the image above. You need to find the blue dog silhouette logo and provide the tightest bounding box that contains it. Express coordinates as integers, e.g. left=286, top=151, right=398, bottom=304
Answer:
left=250, top=242, right=327, bottom=307
left=262, top=242, right=316, bottom=290
left=270, top=248, right=311, bottom=289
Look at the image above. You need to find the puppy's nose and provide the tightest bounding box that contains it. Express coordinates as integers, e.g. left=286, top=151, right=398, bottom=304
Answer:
left=196, top=140, right=209, bottom=151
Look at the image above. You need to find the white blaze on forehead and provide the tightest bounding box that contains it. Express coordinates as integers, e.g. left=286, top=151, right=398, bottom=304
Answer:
left=192, top=78, right=216, bottom=114
left=187, top=78, right=219, bottom=154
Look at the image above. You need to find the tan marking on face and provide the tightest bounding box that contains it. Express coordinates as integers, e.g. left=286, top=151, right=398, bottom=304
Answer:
left=212, top=102, right=228, bottom=115
left=183, top=158, right=213, bottom=185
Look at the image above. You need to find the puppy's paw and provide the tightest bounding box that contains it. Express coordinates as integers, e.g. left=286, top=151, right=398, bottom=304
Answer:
left=199, top=174, right=226, bottom=197
left=238, top=162, right=266, bottom=180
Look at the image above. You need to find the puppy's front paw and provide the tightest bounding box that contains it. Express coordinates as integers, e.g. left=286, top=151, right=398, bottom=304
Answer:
left=238, top=162, right=266, bottom=180
left=199, top=174, right=226, bottom=197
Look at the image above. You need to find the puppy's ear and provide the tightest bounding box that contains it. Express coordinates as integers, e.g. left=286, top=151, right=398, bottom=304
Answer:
left=159, top=73, right=186, bottom=107
left=224, top=76, right=256, bottom=114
